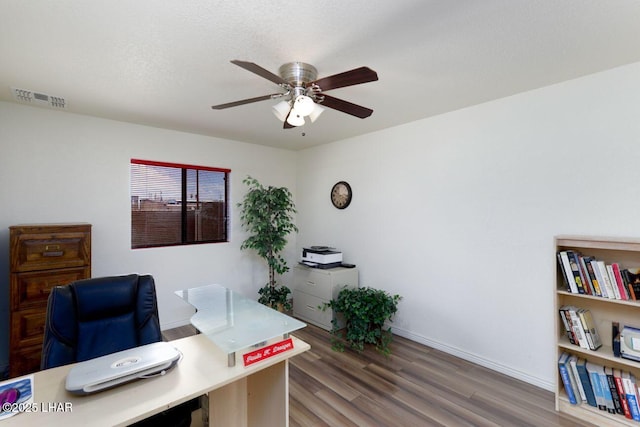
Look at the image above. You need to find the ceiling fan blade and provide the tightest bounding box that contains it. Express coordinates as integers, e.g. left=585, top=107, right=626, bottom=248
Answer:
left=230, top=60, right=289, bottom=86
left=319, top=94, right=373, bottom=118
left=310, top=67, right=378, bottom=91
left=211, top=93, right=281, bottom=109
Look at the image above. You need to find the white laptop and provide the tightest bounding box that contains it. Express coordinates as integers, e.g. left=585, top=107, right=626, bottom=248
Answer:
left=65, top=341, right=181, bottom=395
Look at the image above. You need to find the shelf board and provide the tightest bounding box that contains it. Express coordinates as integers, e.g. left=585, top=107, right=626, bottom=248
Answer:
left=557, top=394, right=638, bottom=426
left=557, top=290, right=640, bottom=308
left=556, top=235, right=640, bottom=252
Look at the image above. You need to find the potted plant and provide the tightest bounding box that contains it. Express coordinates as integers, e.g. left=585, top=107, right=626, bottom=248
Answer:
left=238, top=176, right=298, bottom=311
left=323, top=286, right=401, bottom=356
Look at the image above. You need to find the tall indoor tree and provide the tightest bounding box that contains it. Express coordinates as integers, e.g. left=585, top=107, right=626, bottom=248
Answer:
left=238, top=176, right=298, bottom=310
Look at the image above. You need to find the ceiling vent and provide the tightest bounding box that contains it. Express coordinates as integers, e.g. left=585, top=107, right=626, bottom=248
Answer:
left=11, top=87, right=67, bottom=109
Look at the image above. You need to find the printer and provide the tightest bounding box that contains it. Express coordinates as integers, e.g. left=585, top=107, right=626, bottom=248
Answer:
left=301, top=246, right=342, bottom=269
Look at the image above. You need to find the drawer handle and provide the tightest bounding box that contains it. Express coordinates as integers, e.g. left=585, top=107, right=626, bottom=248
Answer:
left=305, top=281, right=316, bottom=286
left=43, top=251, right=64, bottom=257
left=43, top=245, right=64, bottom=257
left=40, top=288, right=52, bottom=295
left=305, top=305, right=316, bottom=312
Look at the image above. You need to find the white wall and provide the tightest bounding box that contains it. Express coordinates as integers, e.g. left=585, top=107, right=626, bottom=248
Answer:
left=296, top=61, right=640, bottom=390
left=0, top=102, right=298, bottom=370
left=3, top=61, right=640, bottom=390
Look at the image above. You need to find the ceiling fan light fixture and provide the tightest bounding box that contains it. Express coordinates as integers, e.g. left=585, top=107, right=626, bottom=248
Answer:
left=272, top=100, right=291, bottom=121
left=308, top=103, right=325, bottom=123
left=292, top=95, right=315, bottom=117
left=211, top=60, right=378, bottom=129
left=286, top=111, right=305, bottom=127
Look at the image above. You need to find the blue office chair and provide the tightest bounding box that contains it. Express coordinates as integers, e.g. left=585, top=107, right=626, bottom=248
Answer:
left=41, top=274, right=193, bottom=427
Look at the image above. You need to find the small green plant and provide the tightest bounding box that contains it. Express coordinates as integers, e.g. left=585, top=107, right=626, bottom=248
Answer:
left=258, top=283, right=292, bottom=312
left=323, top=286, right=401, bottom=356
left=238, top=176, right=298, bottom=311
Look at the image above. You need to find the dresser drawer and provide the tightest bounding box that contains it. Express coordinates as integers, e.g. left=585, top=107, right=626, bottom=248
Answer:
left=11, top=267, right=90, bottom=310
left=10, top=226, right=91, bottom=272
left=294, top=269, right=333, bottom=300
left=293, top=290, right=332, bottom=330
left=9, top=345, right=43, bottom=377
left=294, top=266, right=359, bottom=300
left=10, top=308, right=47, bottom=349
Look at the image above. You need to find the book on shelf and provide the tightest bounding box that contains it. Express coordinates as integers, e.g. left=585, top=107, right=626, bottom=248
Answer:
left=591, top=259, right=610, bottom=298
left=575, top=357, right=597, bottom=407
left=560, top=306, right=589, bottom=349
left=584, top=257, right=603, bottom=296
left=586, top=361, right=607, bottom=411
left=559, top=308, right=577, bottom=345
left=598, top=365, right=616, bottom=414
left=621, top=268, right=640, bottom=301
left=558, top=251, right=579, bottom=293
left=612, top=263, right=629, bottom=300
left=559, top=306, right=602, bottom=351
left=568, top=355, right=587, bottom=403
left=604, top=366, right=624, bottom=415
left=597, top=260, right=617, bottom=300
left=621, top=371, right=640, bottom=421
left=558, top=352, right=579, bottom=405
left=568, top=251, right=587, bottom=294
left=577, top=308, right=602, bottom=351
left=606, top=264, right=622, bottom=299
left=613, top=368, right=632, bottom=419
left=579, top=360, right=640, bottom=419
left=613, top=322, right=621, bottom=358
left=578, top=309, right=596, bottom=351
left=577, top=255, right=596, bottom=295
left=556, top=249, right=640, bottom=301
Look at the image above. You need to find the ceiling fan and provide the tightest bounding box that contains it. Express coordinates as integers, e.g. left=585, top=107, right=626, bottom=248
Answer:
left=211, top=60, right=378, bottom=128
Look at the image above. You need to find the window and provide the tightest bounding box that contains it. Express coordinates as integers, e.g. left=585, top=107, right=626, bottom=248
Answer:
left=130, top=159, right=230, bottom=248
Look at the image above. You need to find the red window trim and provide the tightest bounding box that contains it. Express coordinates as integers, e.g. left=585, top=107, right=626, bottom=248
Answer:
left=131, top=158, right=231, bottom=173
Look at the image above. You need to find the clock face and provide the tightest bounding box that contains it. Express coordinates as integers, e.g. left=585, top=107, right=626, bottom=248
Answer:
left=331, top=181, right=352, bottom=209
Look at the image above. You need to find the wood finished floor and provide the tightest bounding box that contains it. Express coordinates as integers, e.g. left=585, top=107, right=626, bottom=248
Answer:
left=163, top=324, right=595, bottom=427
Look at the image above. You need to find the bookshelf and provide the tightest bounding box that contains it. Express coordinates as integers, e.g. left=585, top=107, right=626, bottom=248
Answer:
left=555, top=235, right=640, bottom=426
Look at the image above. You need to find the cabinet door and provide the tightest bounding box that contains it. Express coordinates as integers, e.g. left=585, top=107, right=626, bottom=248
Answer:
left=11, top=267, right=90, bottom=310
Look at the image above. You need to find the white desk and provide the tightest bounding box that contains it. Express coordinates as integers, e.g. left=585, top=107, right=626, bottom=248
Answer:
left=2, top=333, right=309, bottom=427
left=175, top=284, right=307, bottom=366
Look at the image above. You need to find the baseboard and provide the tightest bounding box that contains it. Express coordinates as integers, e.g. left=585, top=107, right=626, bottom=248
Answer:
left=391, top=326, right=554, bottom=392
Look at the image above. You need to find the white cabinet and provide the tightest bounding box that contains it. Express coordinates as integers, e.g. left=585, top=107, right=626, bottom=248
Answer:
left=292, top=266, right=358, bottom=331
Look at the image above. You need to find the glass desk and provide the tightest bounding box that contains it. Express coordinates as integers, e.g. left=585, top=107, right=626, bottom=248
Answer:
left=175, top=284, right=306, bottom=366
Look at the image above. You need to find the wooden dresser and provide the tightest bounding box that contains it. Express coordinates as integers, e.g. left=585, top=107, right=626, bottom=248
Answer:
left=9, top=223, right=91, bottom=377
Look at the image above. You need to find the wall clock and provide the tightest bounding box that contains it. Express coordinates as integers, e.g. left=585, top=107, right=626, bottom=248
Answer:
left=330, top=181, right=352, bottom=209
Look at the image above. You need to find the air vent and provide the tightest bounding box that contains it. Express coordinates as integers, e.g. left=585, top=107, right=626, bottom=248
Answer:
left=11, top=87, right=67, bottom=109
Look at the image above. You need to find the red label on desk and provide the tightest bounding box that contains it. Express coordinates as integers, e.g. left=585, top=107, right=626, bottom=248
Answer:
left=243, top=338, right=294, bottom=367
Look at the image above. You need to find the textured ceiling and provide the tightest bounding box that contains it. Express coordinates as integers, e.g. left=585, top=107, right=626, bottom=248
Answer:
left=2, top=1, right=640, bottom=150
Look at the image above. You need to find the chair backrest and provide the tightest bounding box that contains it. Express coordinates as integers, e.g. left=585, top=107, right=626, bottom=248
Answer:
left=41, top=274, right=163, bottom=369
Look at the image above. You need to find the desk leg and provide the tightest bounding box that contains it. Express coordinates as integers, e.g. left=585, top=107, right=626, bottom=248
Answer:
left=209, top=377, right=248, bottom=426
left=208, top=360, right=289, bottom=427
